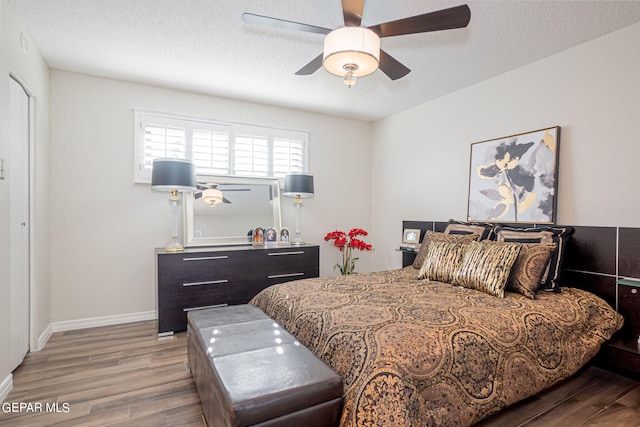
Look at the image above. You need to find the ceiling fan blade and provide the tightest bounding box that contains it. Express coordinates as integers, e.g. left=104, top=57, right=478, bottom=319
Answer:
left=223, top=197, right=231, bottom=204
left=342, top=0, right=365, bottom=27
left=242, top=13, right=331, bottom=35
left=194, top=192, right=202, bottom=200
left=378, top=49, right=411, bottom=80
left=368, top=4, right=470, bottom=38
left=295, top=53, right=323, bottom=75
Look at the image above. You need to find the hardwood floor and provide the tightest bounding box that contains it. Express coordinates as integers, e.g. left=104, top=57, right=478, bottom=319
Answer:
left=0, top=321, right=204, bottom=427
left=1, top=320, right=639, bottom=426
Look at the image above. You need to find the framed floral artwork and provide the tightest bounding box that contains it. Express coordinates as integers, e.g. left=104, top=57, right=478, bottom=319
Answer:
left=467, top=126, right=560, bottom=224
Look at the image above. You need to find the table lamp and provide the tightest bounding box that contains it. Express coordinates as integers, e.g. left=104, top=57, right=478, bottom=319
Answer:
left=151, top=158, right=196, bottom=252
left=283, top=173, right=314, bottom=246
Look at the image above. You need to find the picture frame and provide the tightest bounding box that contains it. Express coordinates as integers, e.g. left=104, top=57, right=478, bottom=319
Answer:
left=402, top=228, right=421, bottom=245
left=252, top=227, right=264, bottom=246
left=467, top=126, right=560, bottom=224
left=264, top=227, right=278, bottom=247
left=279, top=227, right=291, bottom=246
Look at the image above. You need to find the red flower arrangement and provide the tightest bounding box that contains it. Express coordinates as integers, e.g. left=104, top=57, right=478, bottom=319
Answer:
left=324, top=228, right=373, bottom=275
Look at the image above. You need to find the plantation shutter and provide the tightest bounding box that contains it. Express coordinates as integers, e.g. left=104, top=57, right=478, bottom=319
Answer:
left=134, top=110, right=308, bottom=182
left=191, top=123, right=231, bottom=175
left=273, top=138, right=305, bottom=178
left=234, top=134, right=269, bottom=177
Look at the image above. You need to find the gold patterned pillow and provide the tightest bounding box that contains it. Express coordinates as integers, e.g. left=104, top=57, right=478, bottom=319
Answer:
left=452, top=241, right=522, bottom=298
left=412, top=231, right=480, bottom=269
left=506, top=243, right=556, bottom=299
left=418, top=242, right=469, bottom=283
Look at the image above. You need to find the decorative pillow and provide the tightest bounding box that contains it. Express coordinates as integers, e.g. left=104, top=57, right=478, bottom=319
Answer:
left=445, top=220, right=495, bottom=240
left=506, top=243, right=556, bottom=299
left=418, top=242, right=469, bottom=283
left=452, top=241, right=522, bottom=298
left=494, top=225, right=574, bottom=292
left=412, top=230, right=480, bottom=269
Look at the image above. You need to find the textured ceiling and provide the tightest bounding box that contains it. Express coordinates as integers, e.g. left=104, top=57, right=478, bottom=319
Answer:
left=9, top=0, right=640, bottom=121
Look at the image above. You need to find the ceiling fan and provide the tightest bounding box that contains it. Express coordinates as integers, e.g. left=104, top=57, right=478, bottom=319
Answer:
left=242, top=1, right=471, bottom=87
left=194, top=183, right=251, bottom=207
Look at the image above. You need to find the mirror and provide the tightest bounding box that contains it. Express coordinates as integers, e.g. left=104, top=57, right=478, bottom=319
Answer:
left=184, top=175, right=282, bottom=247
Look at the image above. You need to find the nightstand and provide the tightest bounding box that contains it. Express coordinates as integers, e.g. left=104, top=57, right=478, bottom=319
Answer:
left=597, top=279, right=640, bottom=379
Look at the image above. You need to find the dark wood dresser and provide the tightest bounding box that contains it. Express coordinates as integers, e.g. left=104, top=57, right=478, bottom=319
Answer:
left=156, top=245, right=319, bottom=335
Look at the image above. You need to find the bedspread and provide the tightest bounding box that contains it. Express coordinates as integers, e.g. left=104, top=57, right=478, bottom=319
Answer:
left=250, top=267, right=623, bottom=427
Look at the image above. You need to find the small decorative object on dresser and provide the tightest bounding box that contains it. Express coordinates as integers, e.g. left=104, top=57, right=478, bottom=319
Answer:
left=156, top=244, right=320, bottom=335
left=324, top=228, right=373, bottom=275
left=264, top=227, right=278, bottom=247
left=279, top=227, right=291, bottom=245
left=252, top=227, right=264, bottom=245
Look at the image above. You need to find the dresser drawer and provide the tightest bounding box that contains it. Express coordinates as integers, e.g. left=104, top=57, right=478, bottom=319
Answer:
left=159, top=278, right=247, bottom=309
left=253, top=246, right=320, bottom=276
left=158, top=252, right=240, bottom=283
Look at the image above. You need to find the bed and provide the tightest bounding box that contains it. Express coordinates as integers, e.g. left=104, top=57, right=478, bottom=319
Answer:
left=249, top=221, right=625, bottom=427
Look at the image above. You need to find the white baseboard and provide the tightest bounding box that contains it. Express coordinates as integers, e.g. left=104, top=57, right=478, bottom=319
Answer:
left=51, top=311, right=157, bottom=333
left=35, top=323, right=53, bottom=352
left=0, top=374, right=12, bottom=403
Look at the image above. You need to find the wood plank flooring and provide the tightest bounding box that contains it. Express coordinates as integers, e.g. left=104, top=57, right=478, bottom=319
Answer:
left=0, top=321, right=204, bottom=427
left=1, top=320, right=639, bottom=426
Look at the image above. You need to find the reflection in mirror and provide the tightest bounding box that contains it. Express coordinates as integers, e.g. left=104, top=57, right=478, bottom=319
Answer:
left=184, top=175, right=282, bottom=247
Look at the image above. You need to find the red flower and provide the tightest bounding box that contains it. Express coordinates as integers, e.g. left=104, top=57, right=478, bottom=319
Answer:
left=348, top=228, right=368, bottom=238
left=349, top=238, right=372, bottom=251
left=324, top=228, right=373, bottom=275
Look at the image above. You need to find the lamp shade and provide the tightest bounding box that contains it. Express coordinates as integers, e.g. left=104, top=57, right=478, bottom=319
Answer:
left=151, top=158, right=196, bottom=192
left=323, top=27, right=380, bottom=77
left=283, top=173, right=314, bottom=198
left=202, top=188, right=224, bottom=206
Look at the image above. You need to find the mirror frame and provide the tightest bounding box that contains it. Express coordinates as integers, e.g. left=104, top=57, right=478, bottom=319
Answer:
left=184, top=174, right=282, bottom=247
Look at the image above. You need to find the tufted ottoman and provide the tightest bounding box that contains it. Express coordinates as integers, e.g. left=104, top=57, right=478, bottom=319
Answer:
left=187, top=305, right=343, bottom=427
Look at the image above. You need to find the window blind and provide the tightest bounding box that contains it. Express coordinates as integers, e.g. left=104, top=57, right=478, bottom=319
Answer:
left=134, top=111, right=308, bottom=182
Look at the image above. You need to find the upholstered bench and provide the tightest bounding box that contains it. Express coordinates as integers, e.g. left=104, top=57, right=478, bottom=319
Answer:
left=187, top=305, right=343, bottom=427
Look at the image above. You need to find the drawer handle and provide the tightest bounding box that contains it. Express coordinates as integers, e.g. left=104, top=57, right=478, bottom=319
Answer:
left=183, top=303, right=227, bottom=312
left=268, top=251, right=305, bottom=256
left=182, top=256, right=229, bottom=261
left=183, top=279, right=229, bottom=287
left=268, top=273, right=305, bottom=279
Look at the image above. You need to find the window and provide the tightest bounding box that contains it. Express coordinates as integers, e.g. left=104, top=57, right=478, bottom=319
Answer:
left=134, top=111, right=308, bottom=182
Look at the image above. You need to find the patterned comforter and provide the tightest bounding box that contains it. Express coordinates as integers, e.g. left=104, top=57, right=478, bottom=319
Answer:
left=250, top=267, right=623, bottom=427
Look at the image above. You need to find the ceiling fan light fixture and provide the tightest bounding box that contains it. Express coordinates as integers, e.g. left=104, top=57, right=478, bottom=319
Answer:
left=323, top=27, right=380, bottom=81
left=343, top=65, right=357, bottom=88
left=202, top=188, right=224, bottom=207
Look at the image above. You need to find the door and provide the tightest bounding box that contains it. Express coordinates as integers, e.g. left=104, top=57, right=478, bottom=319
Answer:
left=9, top=76, right=30, bottom=370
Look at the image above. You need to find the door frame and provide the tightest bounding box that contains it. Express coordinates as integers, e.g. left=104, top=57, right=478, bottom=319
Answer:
left=9, top=72, right=37, bottom=354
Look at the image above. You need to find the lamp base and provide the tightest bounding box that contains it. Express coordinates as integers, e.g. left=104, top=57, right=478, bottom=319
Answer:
left=165, top=236, right=185, bottom=253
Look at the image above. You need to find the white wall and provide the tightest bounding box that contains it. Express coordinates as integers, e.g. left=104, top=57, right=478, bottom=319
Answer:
left=371, top=21, right=640, bottom=272
left=0, top=0, right=51, bottom=396
left=49, top=71, right=372, bottom=323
